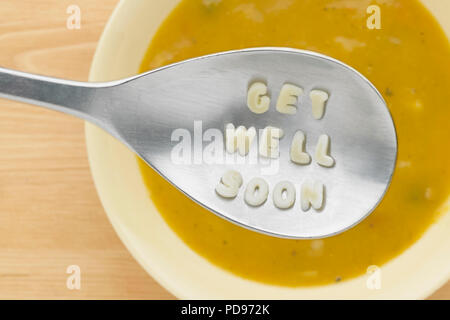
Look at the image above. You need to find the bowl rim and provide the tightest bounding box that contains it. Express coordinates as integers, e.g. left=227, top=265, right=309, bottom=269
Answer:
left=85, top=0, right=450, bottom=299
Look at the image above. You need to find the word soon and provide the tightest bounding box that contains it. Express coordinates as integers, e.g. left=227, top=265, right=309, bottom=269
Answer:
left=216, top=170, right=324, bottom=211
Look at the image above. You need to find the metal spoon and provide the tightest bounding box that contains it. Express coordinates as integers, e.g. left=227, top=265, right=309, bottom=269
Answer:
left=0, top=48, right=397, bottom=239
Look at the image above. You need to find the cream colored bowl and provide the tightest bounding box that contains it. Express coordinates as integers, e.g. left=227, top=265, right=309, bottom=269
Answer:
left=86, top=0, right=450, bottom=299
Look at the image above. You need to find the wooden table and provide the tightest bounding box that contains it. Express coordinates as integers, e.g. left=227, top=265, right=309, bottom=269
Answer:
left=0, top=0, right=448, bottom=300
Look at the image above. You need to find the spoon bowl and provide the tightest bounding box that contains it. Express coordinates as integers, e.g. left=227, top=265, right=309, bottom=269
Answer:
left=0, top=48, right=397, bottom=238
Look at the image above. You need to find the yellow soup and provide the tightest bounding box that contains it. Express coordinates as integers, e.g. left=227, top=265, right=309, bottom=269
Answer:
left=138, top=0, right=450, bottom=286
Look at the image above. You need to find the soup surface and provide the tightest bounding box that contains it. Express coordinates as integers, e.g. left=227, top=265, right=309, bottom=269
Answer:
left=139, top=0, right=450, bottom=286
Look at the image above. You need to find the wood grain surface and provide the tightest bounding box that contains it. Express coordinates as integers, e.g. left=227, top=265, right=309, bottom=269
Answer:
left=0, top=0, right=448, bottom=300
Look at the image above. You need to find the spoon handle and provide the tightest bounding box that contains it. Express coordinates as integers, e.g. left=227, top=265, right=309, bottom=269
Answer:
left=0, top=67, right=112, bottom=126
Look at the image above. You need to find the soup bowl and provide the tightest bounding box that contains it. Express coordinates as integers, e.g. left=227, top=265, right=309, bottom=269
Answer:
left=86, top=0, right=450, bottom=299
